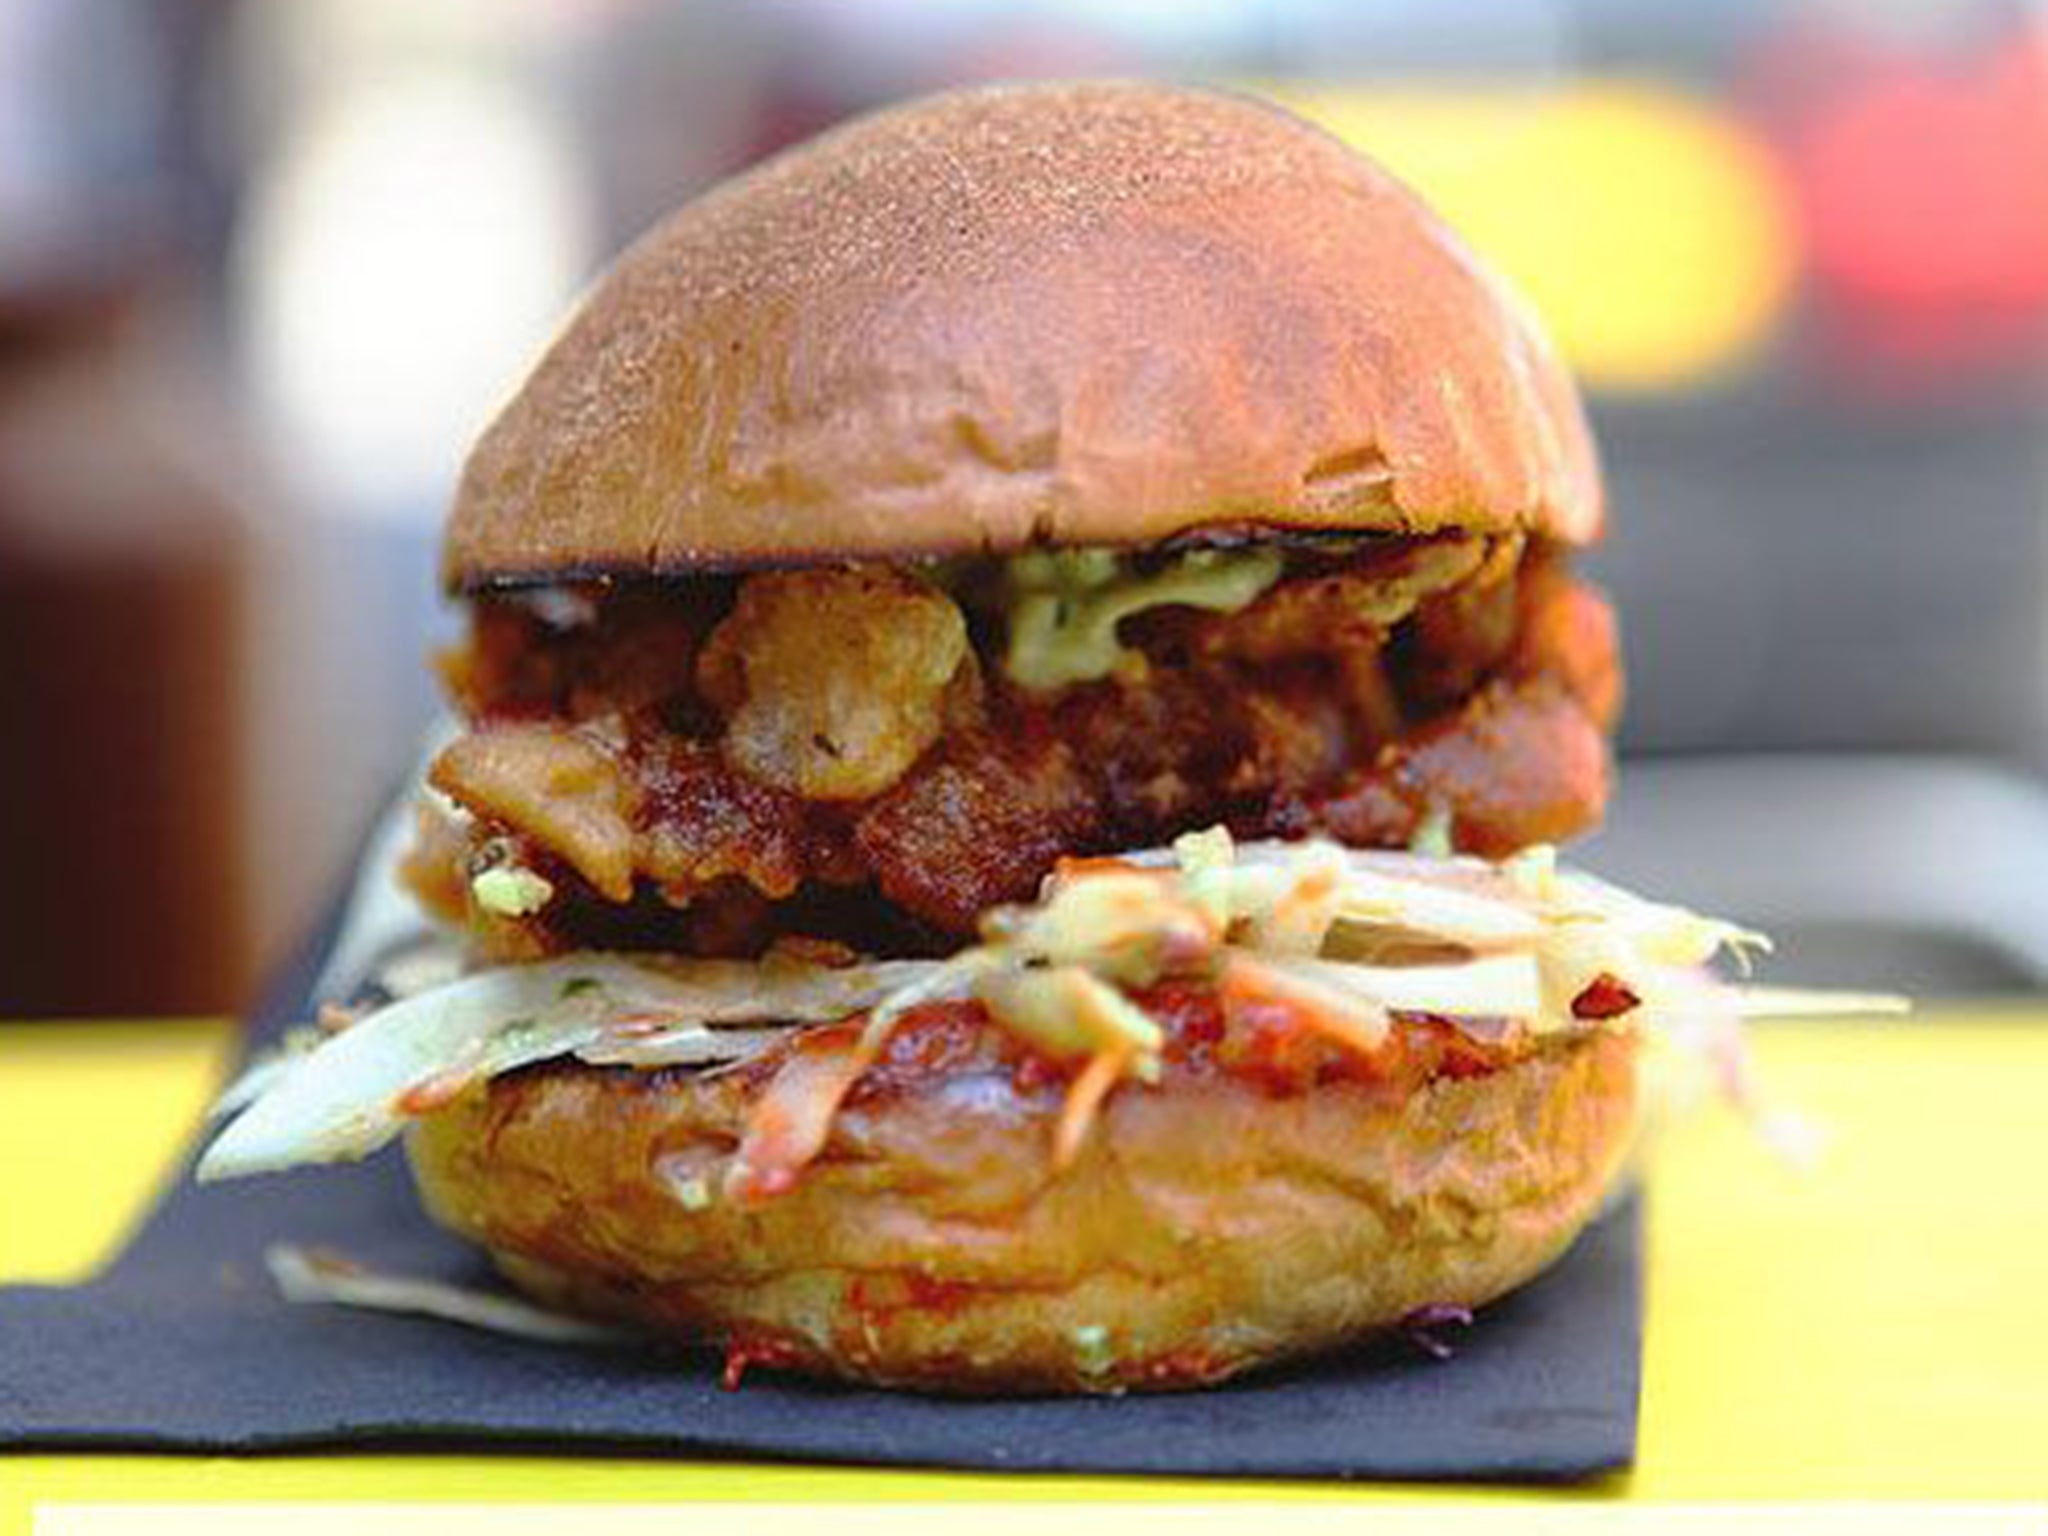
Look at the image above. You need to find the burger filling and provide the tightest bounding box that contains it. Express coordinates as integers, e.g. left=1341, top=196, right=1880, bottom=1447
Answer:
left=200, top=828, right=1898, bottom=1194
left=412, top=535, right=1620, bottom=958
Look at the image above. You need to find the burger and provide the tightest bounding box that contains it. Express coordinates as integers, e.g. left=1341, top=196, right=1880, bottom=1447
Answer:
left=199, top=81, right=1801, bottom=1394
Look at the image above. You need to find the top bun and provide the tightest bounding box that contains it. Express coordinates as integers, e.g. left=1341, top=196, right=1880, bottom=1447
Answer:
left=444, top=80, right=1602, bottom=590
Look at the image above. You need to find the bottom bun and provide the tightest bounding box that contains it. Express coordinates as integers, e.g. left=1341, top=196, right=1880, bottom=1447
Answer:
left=408, top=1019, right=1639, bottom=1394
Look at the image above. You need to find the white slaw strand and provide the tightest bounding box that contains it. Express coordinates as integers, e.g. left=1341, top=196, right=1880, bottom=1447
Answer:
left=265, top=1244, right=633, bottom=1346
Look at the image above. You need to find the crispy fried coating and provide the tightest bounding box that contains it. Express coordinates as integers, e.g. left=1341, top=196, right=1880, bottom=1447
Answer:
left=421, top=542, right=1617, bottom=949
left=698, top=568, right=970, bottom=800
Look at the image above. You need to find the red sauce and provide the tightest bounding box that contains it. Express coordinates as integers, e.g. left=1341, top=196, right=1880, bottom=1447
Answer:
left=843, top=1000, right=1042, bottom=1110
left=1132, top=1344, right=1238, bottom=1387
left=1571, top=971, right=1641, bottom=1021
left=1009, top=1051, right=1066, bottom=1096
left=818, top=984, right=1530, bottom=1107
left=719, top=1332, right=811, bottom=1390
left=1417, top=1019, right=1518, bottom=1080
left=845, top=1271, right=978, bottom=1336
left=1129, top=979, right=1525, bottom=1096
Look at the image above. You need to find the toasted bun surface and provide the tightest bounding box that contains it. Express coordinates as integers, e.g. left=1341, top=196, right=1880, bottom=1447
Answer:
left=408, top=1026, right=1638, bottom=1393
left=445, top=80, right=1601, bottom=590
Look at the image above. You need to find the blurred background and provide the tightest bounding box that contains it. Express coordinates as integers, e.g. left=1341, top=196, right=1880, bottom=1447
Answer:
left=4, top=0, right=2047, bottom=1020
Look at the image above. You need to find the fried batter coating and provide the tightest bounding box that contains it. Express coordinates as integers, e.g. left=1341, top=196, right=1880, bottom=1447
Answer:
left=420, top=541, right=1617, bottom=950
left=698, top=568, right=970, bottom=800
left=429, top=723, right=636, bottom=901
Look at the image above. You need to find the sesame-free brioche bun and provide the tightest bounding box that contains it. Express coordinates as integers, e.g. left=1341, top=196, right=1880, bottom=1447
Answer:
left=407, top=1023, right=1638, bottom=1394
left=444, top=80, right=1602, bottom=591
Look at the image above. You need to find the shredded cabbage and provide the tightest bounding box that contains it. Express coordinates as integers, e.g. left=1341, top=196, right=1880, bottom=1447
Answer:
left=201, top=830, right=1906, bottom=1188
left=198, top=954, right=946, bottom=1181
left=265, top=1244, right=630, bottom=1345
left=1251, top=950, right=1542, bottom=1021
left=1718, top=986, right=1908, bottom=1018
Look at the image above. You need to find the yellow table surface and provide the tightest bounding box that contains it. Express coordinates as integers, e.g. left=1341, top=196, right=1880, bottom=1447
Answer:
left=3, top=1008, right=2046, bottom=1523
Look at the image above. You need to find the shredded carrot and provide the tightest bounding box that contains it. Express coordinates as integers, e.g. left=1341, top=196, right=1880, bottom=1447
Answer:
left=1052, top=1045, right=1131, bottom=1170
left=392, top=1065, right=479, bottom=1116
left=1220, top=955, right=1391, bottom=1058
left=725, top=1030, right=880, bottom=1204
left=1049, top=854, right=1153, bottom=886
left=1279, top=865, right=1337, bottom=914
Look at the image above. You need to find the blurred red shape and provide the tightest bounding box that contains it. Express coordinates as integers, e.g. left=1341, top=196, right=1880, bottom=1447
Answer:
left=1789, top=28, right=2048, bottom=313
